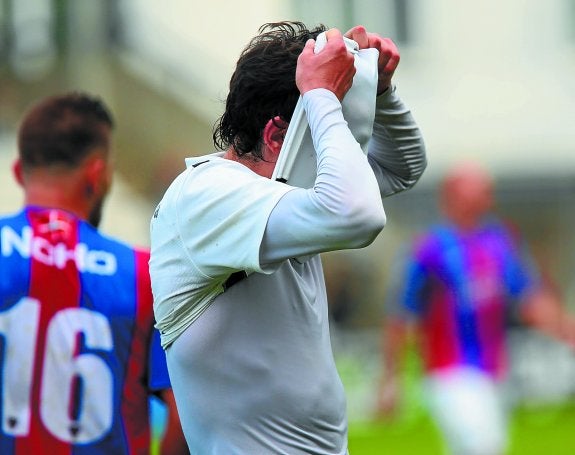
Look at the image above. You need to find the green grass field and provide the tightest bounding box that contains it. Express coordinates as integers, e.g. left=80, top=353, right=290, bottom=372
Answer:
left=152, top=399, right=575, bottom=454
left=348, top=402, right=575, bottom=454
left=341, top=342, right=575, bottom=454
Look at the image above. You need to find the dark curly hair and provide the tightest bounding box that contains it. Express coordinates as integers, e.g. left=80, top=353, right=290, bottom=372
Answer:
left=18, top=92, right=114, bottom=171
left=212, top=21, right=327, bottom=159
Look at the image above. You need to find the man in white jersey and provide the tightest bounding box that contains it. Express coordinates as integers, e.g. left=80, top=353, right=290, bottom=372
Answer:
left=150, top=21, right=427, bottom=454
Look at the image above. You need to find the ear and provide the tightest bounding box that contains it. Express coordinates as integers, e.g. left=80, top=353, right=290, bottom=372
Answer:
left=12, top=159, right=25, bottom=187
left=84, top=154, right=111, bottom=199
left=262, top=116, right=287, bottom=161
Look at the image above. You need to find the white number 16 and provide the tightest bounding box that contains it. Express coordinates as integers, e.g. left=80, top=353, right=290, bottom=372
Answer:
left=0, top=297, right=114, bottom=443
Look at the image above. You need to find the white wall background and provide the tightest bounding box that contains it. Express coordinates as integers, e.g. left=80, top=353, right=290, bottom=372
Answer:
left=117, top=0, right=575, bottom=183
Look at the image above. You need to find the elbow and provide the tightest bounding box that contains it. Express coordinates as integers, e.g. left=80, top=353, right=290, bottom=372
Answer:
left=397, top=151, right=428, bottom=193
left=361, top=209, right=387, bottom=246
left=314, top=179, right=386, bottom=247
left=402, top=144, right=428, bottom=189
left=344, top=203, right=386, bottom=248
left=412, top=152, right=428, bottom=184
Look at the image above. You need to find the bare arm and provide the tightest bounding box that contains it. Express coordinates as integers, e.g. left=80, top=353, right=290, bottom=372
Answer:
left=377, top=318, right=410, bottom=419
left=520, top=287, right=575, bottom=348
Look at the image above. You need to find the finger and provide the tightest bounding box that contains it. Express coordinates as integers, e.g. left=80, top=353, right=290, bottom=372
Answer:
left=301, top=38, right=315, bottom=55
left=325, top=27, right=343, bottom=43
left=298, top=38, right=315, bottom=63
left=323, top=28, right=348, bottom=57
left=382, top=53, right=400, bottom=75
left=375, top=37, right=400, bottom=68
left=380, top=49, right=400, bottom=75
left=344, top=25, right=369, bottom=49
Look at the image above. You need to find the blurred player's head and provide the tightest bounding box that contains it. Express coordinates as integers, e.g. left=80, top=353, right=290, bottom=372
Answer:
left=15, top=92, right=115, bottom=227
left=440, top=161, right=494, bottom=229
left=213, top=21, right=327, bottom=159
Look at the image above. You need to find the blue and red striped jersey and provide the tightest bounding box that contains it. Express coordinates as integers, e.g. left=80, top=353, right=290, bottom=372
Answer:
left=398, top=221, right=534, bottom=378
left=0, top=207, right=169, bottom=454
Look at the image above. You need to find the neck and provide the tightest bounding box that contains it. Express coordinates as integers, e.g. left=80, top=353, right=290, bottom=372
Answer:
left=23, top=173, right=91, bottom=221
left=449, top=214, right=483, bottom=232
left=223, top=147, right=276, bottom=179
left=223, top=148, right=238, bottom=162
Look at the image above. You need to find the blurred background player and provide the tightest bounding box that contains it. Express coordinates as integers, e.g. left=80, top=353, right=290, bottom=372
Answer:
left=0, top=92, right=187, bottom=454
left=378, top=160, right=574, bottom=455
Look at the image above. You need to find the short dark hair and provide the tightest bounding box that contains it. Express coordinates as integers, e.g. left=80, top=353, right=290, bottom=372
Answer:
left=212, top=21, right=327, bottom=159
left=18, top=92, right=114, bottom=171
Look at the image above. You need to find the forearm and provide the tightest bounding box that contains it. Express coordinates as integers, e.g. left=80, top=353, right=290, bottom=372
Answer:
left=381, top=318, right=407, bottom=380
left=376, top=318, right=409, bottom=417
left=368, top=86, right=427, bottom=197
left=261, top=89, right=386, bottom=264
left=521, top=287, right=575, bottom=346
left=308, top=88, right=384, bottom=220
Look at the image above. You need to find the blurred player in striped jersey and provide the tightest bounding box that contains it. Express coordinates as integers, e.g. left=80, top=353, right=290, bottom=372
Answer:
left=379, top=161, right=575, bottom=455
left=0, top=93, right=187, bottom=454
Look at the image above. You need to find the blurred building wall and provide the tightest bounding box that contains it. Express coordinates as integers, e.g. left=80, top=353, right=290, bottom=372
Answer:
left=3, top=0, right=575, bottom=187
left=116, top=0, right=575, bottom=181
left=2, top=0, right=575, bottom=303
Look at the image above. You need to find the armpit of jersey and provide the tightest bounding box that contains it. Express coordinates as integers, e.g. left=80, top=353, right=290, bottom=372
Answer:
left=272, top=32, right=379, bottom=188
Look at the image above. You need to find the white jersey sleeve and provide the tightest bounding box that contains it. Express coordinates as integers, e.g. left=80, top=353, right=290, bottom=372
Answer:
left=150, top=158, right=294, bottom=347
left=368, top=85, right=427, bottom=196
left=260, top=88, right=392, bottom=265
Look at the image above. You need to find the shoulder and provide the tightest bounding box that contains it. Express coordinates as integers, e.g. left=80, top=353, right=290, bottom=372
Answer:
left=0, top=208, right=28, bottom=225
left=413, top=225, right=446, bottom=251
left=166, top=155, right=258, bottom=200
left=482, top=218, right=521, bottom=243
left=165, top=155, right=289, bottom=216
left=77, top=221, right=153, bottom=281
left=405, top=225, right=453, bottom=266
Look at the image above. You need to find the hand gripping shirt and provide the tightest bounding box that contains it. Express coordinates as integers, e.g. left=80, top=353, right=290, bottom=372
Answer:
left=0, top=207, right=169, bottom=455
left=150, top=88, right=426, bottom=454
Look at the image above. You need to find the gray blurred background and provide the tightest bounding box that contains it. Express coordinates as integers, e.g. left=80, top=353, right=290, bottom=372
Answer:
left=1, top=0, right=575, bottom=425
